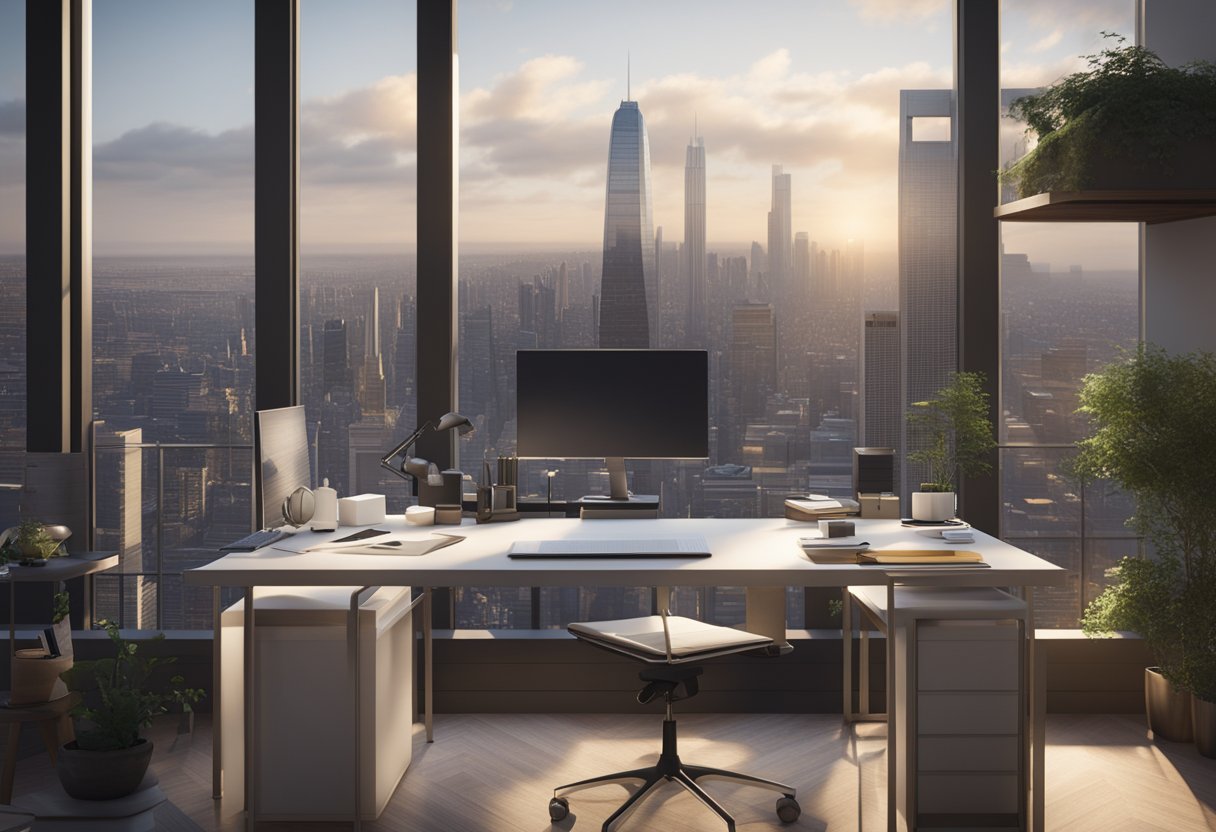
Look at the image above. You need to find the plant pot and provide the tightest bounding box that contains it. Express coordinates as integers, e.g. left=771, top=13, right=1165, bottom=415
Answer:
left=1193, top=696, right=1216, bottom=759
left=57, top=739, right=154, bottom=800
left=911, top=491, right=956, bottom=522
left=9, top=650, right=72, bottom=706
left=1145, top=667, right=1192, bottom=742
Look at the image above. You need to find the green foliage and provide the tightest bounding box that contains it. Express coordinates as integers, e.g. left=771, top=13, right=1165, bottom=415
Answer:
left=906, top=371, right=996, bottom=493
left=52, top=591, right=70, bottom=625
left=60, top=621, right=205, bottom=752
left=1001, top=34, right=1216, bottom=197
left=15, top=518, right=60, bottom=560
left=1074, top=345, right=1216, bottom=697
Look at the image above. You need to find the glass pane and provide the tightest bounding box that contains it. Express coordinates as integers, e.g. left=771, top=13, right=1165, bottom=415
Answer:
left=1018, top=539, right=1082, bottom=629
left=1001, top=447, right=1081, bottom=539
left=459, top=0, right=952, bottom=625
left=0, top=0, right=25, bottom=473
left=1084, top=537, right=1143, bottom=612
left=92, top=1, right=255, bottom=628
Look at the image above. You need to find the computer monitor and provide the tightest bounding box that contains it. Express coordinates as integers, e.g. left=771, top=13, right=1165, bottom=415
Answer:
left=254, top=405, right=312, bottom=529
left=516, top=350, right=709, bottom=500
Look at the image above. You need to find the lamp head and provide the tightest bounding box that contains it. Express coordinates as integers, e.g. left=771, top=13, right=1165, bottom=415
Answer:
left=403, top=457, right=432, bottom=480
left=437, top=411, right=474, bottom=435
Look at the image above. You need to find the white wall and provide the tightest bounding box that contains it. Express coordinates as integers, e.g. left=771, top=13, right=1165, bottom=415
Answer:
left=1139, top=0, right=1216, bottom=353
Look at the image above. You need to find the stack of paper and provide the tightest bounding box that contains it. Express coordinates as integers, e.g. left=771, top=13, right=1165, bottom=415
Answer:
left=798, top=537, right=871, bottom=563
left=785, top=495, right=860, bottom=521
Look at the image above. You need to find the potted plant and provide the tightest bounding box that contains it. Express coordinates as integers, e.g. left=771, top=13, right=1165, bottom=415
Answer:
left=1001, top=34, right=1216, bottom=199
left=9, top=518, right=64, bottom=566
left=1073, top=345, right=1216, bottom=748
left=9, top=591, right=74, bottom=706
left=58, top=621, right=205, bottom=800
left=906, top=371, right=996, bottom=522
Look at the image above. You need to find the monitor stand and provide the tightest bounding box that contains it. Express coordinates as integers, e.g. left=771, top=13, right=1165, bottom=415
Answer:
left=576, top=458, right=659, bottom=514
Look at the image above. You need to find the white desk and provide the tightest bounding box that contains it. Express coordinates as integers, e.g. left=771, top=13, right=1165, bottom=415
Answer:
left=186, top=516, right=1067, bottom=832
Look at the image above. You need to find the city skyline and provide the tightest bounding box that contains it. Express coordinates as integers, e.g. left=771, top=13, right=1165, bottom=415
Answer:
left=0, top=0, right=1137, bottom=269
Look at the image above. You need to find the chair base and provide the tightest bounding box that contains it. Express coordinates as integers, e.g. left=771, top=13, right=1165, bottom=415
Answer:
left=552, top=719, right=798, bottom=832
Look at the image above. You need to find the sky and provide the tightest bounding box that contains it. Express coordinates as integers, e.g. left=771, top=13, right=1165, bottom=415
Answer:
left=0, top=0, right=1138, bottom=270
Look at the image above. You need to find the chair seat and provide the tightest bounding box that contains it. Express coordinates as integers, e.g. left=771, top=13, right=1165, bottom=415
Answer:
left=569, top=615, right=772, bottom=663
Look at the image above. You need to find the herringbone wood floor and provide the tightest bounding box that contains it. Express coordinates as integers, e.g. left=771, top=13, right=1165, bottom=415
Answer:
left=10, top=713, right=1215, bottom=831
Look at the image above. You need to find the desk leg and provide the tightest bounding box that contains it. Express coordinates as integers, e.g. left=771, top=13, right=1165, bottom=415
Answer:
left=243, top=586, right=256, bottom=832
left=886, top=580, right=897, bottom=832
left=1029, top=590, right=1045, bottom=832
left=841, top=589, right=852, bottom=723
left=424, top=587, right=433, bottom=743
left=2, top=723, right=18, bottom=804
left=212, top=586, right=223, bottom=800
left=349, top=589, right=366, bottom=831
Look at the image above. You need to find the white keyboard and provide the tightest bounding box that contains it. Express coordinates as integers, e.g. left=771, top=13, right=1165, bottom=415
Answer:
left=508, top=537, right=712, bottom=559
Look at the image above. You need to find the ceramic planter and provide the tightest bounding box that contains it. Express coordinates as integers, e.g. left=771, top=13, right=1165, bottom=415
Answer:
left=57, top=739, right=154, bottom=800
left=1192, top=696, right=1216, bottom=759
left=9, top=650, right=72, bottom=706
left=911, top=491, right=956, bottom=522
left=1144, top=667, right=1192, bottom=742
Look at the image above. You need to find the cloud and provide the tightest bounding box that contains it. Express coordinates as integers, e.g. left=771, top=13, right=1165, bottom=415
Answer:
left=1030, top=28, right=1064, bottom=53
left=94, top=123, right=254, bottom=185
left=850, top=0, right=948, bottom=24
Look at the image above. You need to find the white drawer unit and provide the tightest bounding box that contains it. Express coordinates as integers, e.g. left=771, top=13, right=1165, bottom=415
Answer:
left=844, top=583, right=1028, bottom=832
left=220, top=585, right=416, bottom=822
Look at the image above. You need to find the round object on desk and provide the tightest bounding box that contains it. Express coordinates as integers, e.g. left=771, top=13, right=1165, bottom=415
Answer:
left=282, top=486, right=315, bottom=528
left=434, top=504, right=463, bottom=525
left=405, top=505, right=435, bottom=526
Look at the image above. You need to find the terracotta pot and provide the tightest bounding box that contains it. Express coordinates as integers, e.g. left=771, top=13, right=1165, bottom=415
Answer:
left=9, top=650, right=72, bottom=706
left=1192, top=696, right=1216, bottom=759
left=911, top=491, right=956, bottom=522
left=57, top=739, right=153, bottom=800
left=1145, top=667, right=1192, bottom=742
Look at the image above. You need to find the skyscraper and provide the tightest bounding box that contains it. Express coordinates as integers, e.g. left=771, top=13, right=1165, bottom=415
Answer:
left=730, top=302, right=778, bottom=426
left=599, top=99, right=656, bottom=348
left=898, top=89, right=957, bottom=499
left=862, top=311, right=901, bottom=489
left=685, top=133, right=706, bottom=345
left=766, top=164, right=792, bottom=289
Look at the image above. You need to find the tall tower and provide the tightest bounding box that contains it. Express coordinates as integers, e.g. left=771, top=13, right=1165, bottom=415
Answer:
left=899, top=89, right=957, bottom=499
left=599, top=99, right=656, bottom=348
left=766, top=165, right=792, bottom=289
left=359, top=288, right=386, bottom=421
left=684, top=133, right=706, bottom=345
left=862, top=311, right=901, bottom=488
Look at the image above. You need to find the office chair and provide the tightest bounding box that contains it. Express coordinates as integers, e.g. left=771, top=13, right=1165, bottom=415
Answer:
left=548, top=600, right=801, bottom=832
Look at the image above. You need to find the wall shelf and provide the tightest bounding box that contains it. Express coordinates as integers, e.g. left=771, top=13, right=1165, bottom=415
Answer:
left=994, top=190, right=1216, bottom=224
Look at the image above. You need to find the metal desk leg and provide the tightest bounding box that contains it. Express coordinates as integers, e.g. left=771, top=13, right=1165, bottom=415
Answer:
left=1029, top=590, right=1044, bottom=832
left=212, top=586, right=222, bottom=800
left=424, top=587, right=433, bottom=743
left=886, top=580, right=897, bottom=832
left=841, top=588, right=853, bottom=722
left=243, top=586, right=256, bottom=832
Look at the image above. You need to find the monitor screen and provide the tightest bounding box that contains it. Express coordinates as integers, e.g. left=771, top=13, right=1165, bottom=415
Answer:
left=516, top=350, right=709, bottom=459
left=254, top=405, right=312, bottom=529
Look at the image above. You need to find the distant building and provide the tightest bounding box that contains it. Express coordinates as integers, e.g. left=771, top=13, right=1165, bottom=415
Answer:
left=766, top=165, right=792, bottom=289
left=730, top=303, right=778, bottom=427
left=599, top=99, right=656, bottom=348
left=861, top=311, right=901, bottom=490
left=899, top=89, right=957, bottom=499
left=685, top=134, right=707, bottom=344
left=322, top=318, right=349, bottom=396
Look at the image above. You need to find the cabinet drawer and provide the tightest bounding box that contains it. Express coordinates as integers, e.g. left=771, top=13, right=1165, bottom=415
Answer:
left=918, top=639, right=1019, bottom=691
left=918, top=736, right=1020, bottom=772
left=918, top=692, right=1019, bottom=734
left=919, top=773, right=1019, bottom=814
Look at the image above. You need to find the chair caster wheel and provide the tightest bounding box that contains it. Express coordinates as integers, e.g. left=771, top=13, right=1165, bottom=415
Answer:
left=549, top=796, right=570, bottom=822
left=776, top=796, right=801, bottom=823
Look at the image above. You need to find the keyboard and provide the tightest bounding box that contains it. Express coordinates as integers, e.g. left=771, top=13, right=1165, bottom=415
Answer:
left=508, top=537, right=711, bottom=559
left=221, top=528, right=287, bottom=552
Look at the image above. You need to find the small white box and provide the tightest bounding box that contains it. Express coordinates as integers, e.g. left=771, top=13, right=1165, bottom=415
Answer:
left=338, top=493, right=386, bottom=526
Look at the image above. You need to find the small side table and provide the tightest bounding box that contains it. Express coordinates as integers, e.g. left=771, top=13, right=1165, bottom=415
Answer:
left=3, top=553, right=120, bottom=650
left=0, top=694, right=81, bottom=804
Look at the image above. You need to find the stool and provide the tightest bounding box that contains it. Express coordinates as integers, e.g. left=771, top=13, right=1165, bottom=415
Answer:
left=0, top=693, right=81, bottom=804
left=843, top=580, right=1028, bottom=831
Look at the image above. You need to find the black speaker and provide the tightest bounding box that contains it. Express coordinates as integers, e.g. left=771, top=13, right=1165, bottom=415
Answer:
left=853, top=447, right=894, bottom=495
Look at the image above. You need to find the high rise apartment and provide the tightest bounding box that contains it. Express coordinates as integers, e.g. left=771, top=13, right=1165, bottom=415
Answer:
left=685, top=134, right=706, bottom=345
left=861, top=311, right=901, bottom=488
left=599, top=100, right=656, bottom=348
left=898, top=89, right=957, bottom=499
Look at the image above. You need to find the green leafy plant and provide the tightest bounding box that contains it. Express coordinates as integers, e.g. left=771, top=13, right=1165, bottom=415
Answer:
left=1073, top=345, right=1216, bottom=696
left=52, top=591, right=70, bottom=625
left=1001, top=33, right=1216, bottom=197
left=15, top=518, right=60, bottom=560
left=60, top=621, right=205, bottom=751
left=906, top=371, right=996, bottom=493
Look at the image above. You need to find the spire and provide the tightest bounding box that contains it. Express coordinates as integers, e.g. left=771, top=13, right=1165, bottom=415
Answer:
left=627, top=52, right=631, bottom=101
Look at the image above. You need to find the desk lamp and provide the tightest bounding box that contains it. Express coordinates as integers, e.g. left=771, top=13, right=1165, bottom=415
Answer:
left=381, top=412, right=474, bottom=505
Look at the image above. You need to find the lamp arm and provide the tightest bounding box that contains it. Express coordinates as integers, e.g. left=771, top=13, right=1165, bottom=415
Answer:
left=380, top=420, right=434, bottom=476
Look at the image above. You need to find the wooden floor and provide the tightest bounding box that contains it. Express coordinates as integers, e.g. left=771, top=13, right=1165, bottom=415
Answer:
left=10, top=713, right=1215, bottom=831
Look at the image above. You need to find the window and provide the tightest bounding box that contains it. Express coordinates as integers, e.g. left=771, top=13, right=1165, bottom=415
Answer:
left=0, top=0, right=25, bottom=514
left=998, top=0, right=1140, bottom=628
left=91, top=0, right=256, bottom=629
left=457, top=0, right=954, bottom=628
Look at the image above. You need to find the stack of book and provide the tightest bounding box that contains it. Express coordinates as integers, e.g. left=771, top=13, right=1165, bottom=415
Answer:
left=798, top=536, right=986, bottom=566
left=784, top=495, right=860, bottom=521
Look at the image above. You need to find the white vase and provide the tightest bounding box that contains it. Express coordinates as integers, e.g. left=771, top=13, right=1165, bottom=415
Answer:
left=911, top=491, right=956, bottom=522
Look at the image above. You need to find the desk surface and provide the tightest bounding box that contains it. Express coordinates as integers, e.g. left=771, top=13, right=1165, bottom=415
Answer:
left=184, top=517, right=1067, bottom=589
